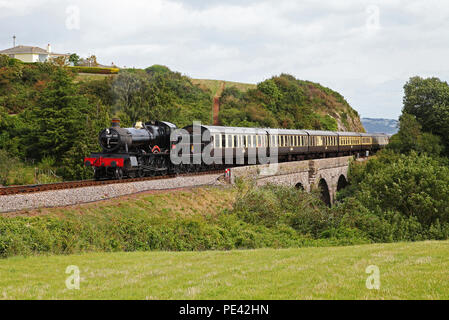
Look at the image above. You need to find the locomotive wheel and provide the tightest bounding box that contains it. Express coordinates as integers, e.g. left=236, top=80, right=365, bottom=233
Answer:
left=115, top=168, right=123, bottom=180
left=172, top=164, right=181, bottom=175
left=137, top=169, right=145, bottom=178
left=94, top=168, right=102, bottom=181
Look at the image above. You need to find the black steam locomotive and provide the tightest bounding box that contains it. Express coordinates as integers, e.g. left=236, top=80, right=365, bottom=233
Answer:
left=85, top=119, right=389, bottom=180
left=85, top=119, right=177, bottom=180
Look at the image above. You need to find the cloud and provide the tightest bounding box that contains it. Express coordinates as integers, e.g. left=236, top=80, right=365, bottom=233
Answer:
left=1, top=0, right=449, bottom=119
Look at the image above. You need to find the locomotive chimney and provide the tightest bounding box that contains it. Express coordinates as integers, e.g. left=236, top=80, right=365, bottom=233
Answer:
left=111, top=118, right=121, bottom=128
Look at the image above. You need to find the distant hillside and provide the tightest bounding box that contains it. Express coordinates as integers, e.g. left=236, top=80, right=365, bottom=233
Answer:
left=362, top=118, right=398, bottom=134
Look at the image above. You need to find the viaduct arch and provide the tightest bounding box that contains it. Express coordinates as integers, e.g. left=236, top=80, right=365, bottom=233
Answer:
left=229, top=156, right=354, bottom=206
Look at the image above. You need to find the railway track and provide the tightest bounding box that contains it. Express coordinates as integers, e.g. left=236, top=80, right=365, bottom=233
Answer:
left=0, top=169, right=226, bottom=196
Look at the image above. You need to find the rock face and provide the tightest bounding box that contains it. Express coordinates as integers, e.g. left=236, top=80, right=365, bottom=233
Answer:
left=301, top=81, right=366, bottom=132
left=362, top=118, right=399, bottom=134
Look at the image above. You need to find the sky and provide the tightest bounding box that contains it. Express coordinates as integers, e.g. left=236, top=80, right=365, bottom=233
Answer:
left=1, top=0, right=449, bottom=119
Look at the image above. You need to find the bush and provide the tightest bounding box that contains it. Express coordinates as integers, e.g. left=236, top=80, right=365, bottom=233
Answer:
left=336, top=151, right=449, bottom=241
left=0, top=183, right=371, bottom=259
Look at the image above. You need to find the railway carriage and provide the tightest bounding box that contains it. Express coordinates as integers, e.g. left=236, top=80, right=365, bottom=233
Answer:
left=305, top=130, right=339, bottom=156
left=372, top=134, right=389, bottom=151
left=183, top=124, right=270, bottom=166
left=269, top=128, right=309, bottom=161
left=337, top=132, right=362, bottom=154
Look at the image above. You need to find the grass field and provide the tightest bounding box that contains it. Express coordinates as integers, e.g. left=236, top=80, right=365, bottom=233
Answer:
left=1, top=241, right=448, bottom=300
left=191, top=79, right=256, bottom=97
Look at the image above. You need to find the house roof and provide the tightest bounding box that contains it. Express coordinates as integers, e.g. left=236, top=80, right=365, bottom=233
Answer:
left=0, top=45, right=68, bottom=56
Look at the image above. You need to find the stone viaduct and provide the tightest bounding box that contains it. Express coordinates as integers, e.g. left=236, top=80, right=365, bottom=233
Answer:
left=228, top=156, right=355, bottom=206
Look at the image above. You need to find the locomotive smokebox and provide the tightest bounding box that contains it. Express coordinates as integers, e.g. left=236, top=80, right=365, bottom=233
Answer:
left=111, top=118, right=121, bottom=128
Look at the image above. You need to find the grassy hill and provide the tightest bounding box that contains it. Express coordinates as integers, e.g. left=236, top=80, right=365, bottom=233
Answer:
left=1, top=241, right=448, bottom=299
left=191, top=78, right=257, bottom=98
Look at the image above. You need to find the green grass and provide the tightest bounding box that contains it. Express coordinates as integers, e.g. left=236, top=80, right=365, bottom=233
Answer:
left=191, top=79, right=256, bottom=98
left=74, top=73, right=116, bottom=82
left=1, top=241, right=448, bottom=299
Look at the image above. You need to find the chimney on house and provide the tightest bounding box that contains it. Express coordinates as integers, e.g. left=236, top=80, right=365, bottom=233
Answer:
left=47, top=44, right=52, bottom=53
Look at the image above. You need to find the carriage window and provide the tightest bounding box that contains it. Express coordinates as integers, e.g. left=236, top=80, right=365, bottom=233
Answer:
left=215, top=134, right=220, bottom=148
left=227, top=135, right=232, bottom=148
left=257, top=136, right=261, bottom=147
left=234, top=135, right=238, bottom=148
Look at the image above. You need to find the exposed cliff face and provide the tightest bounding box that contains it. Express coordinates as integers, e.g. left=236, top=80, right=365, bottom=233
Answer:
left=298, top=80, right=365, bottom=132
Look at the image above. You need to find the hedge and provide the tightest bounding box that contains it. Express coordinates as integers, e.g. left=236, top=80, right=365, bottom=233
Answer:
left=68, top=66, right=120, bottom=75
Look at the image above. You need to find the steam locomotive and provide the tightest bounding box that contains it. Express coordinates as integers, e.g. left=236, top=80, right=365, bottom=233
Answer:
left=84, top=119, right=389, bottom=180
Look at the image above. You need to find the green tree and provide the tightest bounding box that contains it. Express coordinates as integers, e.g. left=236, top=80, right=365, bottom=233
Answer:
left=388, top=113, right=442, bottom=156
left=403, top=76, right=449, bottom=152
left=26, top=69, right=92, bottom=161
left=69, top=53, right=80, bottom=66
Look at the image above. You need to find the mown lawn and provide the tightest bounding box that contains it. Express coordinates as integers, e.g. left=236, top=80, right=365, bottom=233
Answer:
left=1, top=241, right=448, bottom=300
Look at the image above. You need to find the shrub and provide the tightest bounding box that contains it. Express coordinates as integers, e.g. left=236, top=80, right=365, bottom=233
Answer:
left=336, top=151, right=449, bottom=242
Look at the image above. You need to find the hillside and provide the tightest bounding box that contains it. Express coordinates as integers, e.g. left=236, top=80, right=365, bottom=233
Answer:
left=362, top=118, right=398, bottom=134
left=1, top=241, right=448, bottom=299
left=192, top=76, right=365, bottom=132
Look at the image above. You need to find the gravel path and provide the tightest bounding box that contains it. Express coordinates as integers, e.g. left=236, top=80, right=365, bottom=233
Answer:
left=0, top=173, right=224, bottom=213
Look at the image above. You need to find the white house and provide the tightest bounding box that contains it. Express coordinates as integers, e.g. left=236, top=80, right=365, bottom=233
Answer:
left=0, top=44, right=69, bottom=63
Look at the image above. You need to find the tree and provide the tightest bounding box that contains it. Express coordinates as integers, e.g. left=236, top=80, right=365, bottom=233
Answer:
left=51, top=55, right=69, bottom=67
left=403, top=76, right=449, bottom=152
left=86, top=55, right=98, bottom=67
left=26, top=68, right=92, bottom=161
left=388, top=113, right=442, bottom=156
left=69, top=53, right=80, bottom=66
